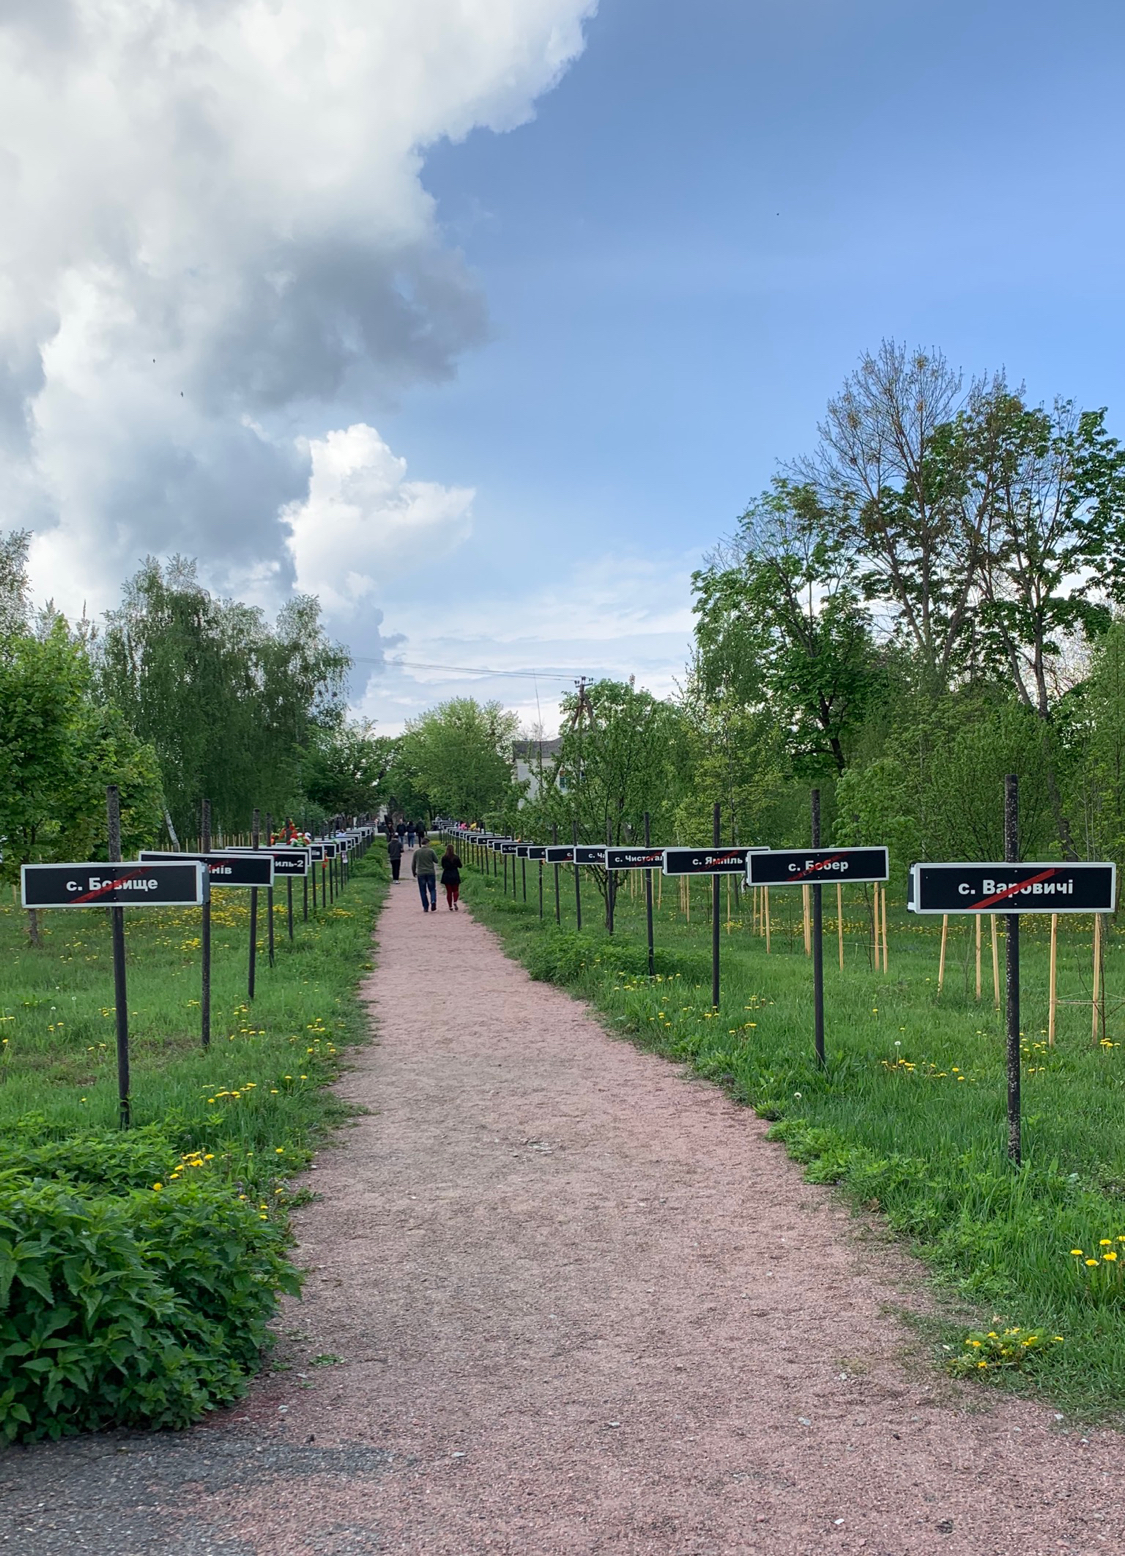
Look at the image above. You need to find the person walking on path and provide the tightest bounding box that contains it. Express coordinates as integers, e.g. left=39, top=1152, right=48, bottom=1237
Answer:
left=440, top=843, right=462, bottom=911
left=412, top=837, right=438, bottom=912
left=395, top=820, right=406, bottom=845
left=406, top=821, right=416, bottom=848
left=386, top=833, right=403, bottom=882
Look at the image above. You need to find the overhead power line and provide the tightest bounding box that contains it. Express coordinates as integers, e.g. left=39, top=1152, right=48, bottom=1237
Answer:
left=349, top=656, right=591, bottom=683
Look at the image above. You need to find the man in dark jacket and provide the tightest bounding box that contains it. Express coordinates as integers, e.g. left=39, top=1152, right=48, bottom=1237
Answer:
left=386, top=833, right=403, bottom=882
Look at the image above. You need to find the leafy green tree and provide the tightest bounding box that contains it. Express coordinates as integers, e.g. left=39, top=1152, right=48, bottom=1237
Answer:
left=0, top=622, right=163, bottom=941
left=693, top=480, right=883, bottom=775
left=303, top=722, right=392, bottom=818
left=98, top=559, right=349, bottom=837
left=529, top=680, right=688, bottom=846
left=396, top=698, right=521, bottom=822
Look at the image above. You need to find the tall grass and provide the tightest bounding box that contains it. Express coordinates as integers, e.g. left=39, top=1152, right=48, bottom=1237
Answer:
left=463, top=856, right=1125, bottom=1419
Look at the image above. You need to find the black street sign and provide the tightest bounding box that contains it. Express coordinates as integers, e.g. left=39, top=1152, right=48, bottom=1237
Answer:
left=22, top=861, right=208, bottom=909
left=223, top=847, right=310, bottom=877
left=309, top=843, right=338, bottom=861
left=663, top=847, right=757, bottom=876
left=606, top=847, right=665, bottom=870
left=516, top=844, right=532, bottom=858
left=748, top=847, right=889, bottom=886
left=500, top=842, right=520, bottom=855
left=525, top=846, right=547, bottom=861
left=909, top=861, right=1116, bottom=915
left=544, top=845, right=574, bottom=864
left=574, top=846, right=607, bottom=866
left=139, top=850, right=275, bottom=888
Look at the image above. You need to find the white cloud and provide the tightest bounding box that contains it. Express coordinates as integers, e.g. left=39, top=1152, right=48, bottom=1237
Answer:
left=2, top=0, right=596, bottom=614
left=357, top=550, right=699, bottom=733
left=284, top=423, right=474, bottom=614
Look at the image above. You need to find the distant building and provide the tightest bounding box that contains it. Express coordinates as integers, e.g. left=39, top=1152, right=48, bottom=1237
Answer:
left=512, top=737, right=563, bottom=803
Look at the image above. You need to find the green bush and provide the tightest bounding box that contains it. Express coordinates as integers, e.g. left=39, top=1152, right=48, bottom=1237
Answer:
left=0, top=1173, right=300, bottom=1442
left=524, top=927, right=709, bottom=986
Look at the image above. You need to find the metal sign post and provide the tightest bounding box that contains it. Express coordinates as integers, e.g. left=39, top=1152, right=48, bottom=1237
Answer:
left=712, top=804, right=721, bottom=1009
left=201, top=798, right=212, bottom=1049
left=22, top=813, right=208, bottom=1130
left=572, top=819, right=582, bottom=931
left=644, top=812, right=655, bottom=978
left=266, top=813, right=275, bottom=969
left=249, top=809, right=260, bottom=999
left=908, top=789, right=1115, bottom=1166
left=553, top=825, right=561, bottom=924
left=811, top=791, right=824, bottom=1068
left=748, top=836, right=891, bottom=1068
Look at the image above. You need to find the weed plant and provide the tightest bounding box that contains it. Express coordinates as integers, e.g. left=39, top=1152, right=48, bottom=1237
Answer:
left=464, top=858, right=1125, bottom=1420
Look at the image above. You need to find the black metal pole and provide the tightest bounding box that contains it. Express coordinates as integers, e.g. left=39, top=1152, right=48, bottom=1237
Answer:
left=539, top=858, right=544, bottom=919
left=201, top=798, right=212, bottom=1049
left=522, top=856, right=527, bottom=903
left=504, top=852, right=509, bottom=896
left=606, top=816, right=615, bottom=934
left=711, top=803, right=721, bottom=1009
left=287, top=876, right=294, bottom=941
left=266, top=813, right=275, bottom=968
left=1005, top=773, right=1021, bottom=1166
left=553, top=824, right=561, bottom=925
left=106, top=785, right=131, bottom=1129
left=248, top=808, right=259, bottom=1000
left=812, top=789, right=825, bottom=1069
left=303, top=873, right=309, bottom=921
left=644, top=810, right=655, bottom=979
left=573, top=818, right=582, bottom=931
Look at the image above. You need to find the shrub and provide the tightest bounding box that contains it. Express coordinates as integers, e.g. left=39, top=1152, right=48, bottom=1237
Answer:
left=0, top=1174, right=301, bottom=1442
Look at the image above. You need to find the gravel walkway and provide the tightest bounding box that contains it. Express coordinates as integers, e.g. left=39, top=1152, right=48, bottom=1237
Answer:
left=3, top=874, right=1123, bottom=1555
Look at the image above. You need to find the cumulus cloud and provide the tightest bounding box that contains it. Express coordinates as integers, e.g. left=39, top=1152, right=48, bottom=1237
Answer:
left=2, top=0, right=595, bottom=614
left=284, top=423, right=474, bottom=615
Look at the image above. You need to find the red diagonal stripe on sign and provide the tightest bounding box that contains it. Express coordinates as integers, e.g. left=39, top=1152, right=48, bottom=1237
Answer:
left=787, top=853, right=848, bottom=881
left=70, top=869, right=150, bottom=904
left=974, top=868, right=1058, bottom=910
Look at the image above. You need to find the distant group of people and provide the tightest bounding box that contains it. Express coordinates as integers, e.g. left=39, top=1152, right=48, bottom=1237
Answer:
left=383, top=818, right=462, bottom=914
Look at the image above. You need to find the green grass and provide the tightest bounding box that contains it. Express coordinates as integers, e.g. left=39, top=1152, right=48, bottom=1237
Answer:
left=462, top=851, right=1125, bottom=1421
left=0, top=850, right=388, bottom=1182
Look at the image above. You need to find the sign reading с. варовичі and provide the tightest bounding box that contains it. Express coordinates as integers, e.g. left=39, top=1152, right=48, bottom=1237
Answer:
left=908, top=861, right=1116, bottom=915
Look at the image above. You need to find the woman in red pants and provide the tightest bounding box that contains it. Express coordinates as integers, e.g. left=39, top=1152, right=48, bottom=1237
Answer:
left=440, top=843, right=462, bottom=911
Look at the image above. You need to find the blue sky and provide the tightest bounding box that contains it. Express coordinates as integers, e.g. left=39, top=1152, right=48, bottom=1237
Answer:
left=357, top=0, right=1125, bottom=728
left=9, top=0, right=1125, bottom=734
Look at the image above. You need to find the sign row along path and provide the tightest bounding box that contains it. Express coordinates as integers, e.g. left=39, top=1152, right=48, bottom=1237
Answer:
left=4, top=875, right=1122, bottom=1556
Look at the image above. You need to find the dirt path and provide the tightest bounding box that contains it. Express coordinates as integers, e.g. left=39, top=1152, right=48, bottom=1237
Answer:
left=3, top=877, right=1122, bottom=1555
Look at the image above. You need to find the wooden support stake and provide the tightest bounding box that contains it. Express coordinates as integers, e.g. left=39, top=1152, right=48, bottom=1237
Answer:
left=802, top=883, right=811, bottom=955
left=837, top=882, right=844, bottom=970
left=991, top=914, right=1001, bottom=1008
left=1048, top=912, right=1058, bottom=1047
left=881, top=884, right=889, bottom=973
left=938, top=913, right=948, bottom=993
left=975, top=914, right=982, bottom=1002
left=764, top=886, right=771, bottom=954
left=1092, top=912, right=1103, bottom=1043
left=873, top=884, right=882, bottom=972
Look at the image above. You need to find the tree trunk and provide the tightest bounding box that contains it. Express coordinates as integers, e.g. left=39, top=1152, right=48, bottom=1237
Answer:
left=27, top=908, right=42, bottom=948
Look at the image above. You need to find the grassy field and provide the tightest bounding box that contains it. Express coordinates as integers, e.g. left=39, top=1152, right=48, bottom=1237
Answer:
left=0, top=850, right=388, bottom=1181
left=461, top=849, right=1125, bottom=1420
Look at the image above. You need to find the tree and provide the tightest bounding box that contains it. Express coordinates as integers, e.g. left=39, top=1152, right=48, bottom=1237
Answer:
left=693, top=480, right=883, bottom=775
left=0, top=530, right=31, bottom=637
left=396, top=698, right=522, bottom=821
left=799, top=341, right=991, bottom=694
left=0, top=621, right=163, bottom=941
left=98, top=559, right=350, bottom=837
left=303, top=722, right=393, bottom=819
left=530, top=680, right=688, bottom=847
